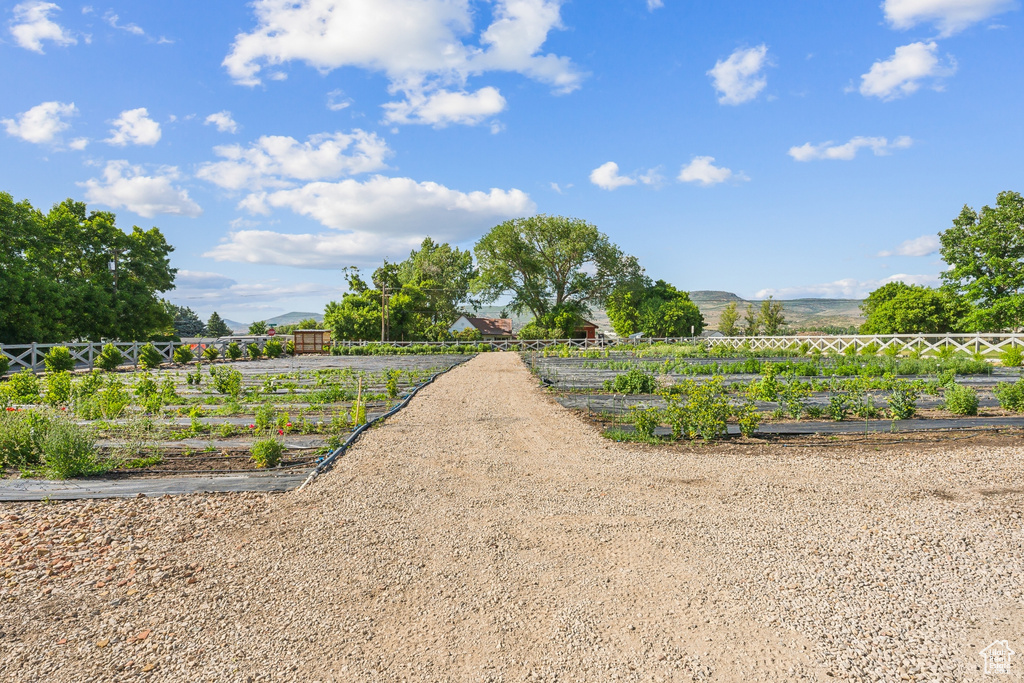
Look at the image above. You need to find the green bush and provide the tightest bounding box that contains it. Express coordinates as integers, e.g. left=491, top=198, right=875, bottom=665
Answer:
left=887, top=380, right=918, bottom=420
left=44, top=346, right=76, bottom=373
left=173, top=345, right=194, bottom=364
left=9, top=369, right=41, bottom=403
left=736, top=401, right=761, bottom=437
left=247, top=342, right=262, bottom=359
left=994, top=380, right=1024, bottom=412
left=778, top=380, right=811, bottom=419
left=139, top=343, right=164, bottom=369
left=250, top=438, right=283, bottom=468
left=944, top=384, right=979, bottom=416
left=1001, top=346, right=1024, bottom=368
left=828, top=394, right=849, bottom=421
left=686, top=378, right=730, bottom=441
left=202, top=346, right=220, bottom=361
left=604, top=368, right=658, bottom=394
left=255, top=403, right=275, bottom=430
left=40, top=418, right=103, bottom=479
left=628, top=405, right=661, bottom=440
left=226, top=342, right=243, bottom=361
left=264, top=339, right=283, bottom=358
left=209, top=366, right=243, bottom=396
left=95, top=344, right=124, bottom=371
left=44, top=371, right=72, bottom=406
left=0, top=410, right=40, bottom=473
left=285, top=339, right=295, bottom=355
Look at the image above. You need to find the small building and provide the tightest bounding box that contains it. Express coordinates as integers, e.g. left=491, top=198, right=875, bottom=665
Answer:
left=448, top=316, right=515, bottom=340
left=575, top=320, right=599, bottom=341
left=292, top=329, right=331, bottom=354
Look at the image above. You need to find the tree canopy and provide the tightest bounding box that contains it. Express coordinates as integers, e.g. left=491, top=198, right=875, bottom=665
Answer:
left=166, top=304, right=205, bottom=337
left=0, top=192, right=176, bottom=344
left=939, top=190, right=1024, bottom=331
left=606, top=279, right=704, bottom=338
left=206, top=312, right=231, bottom=337
left=859, top=282, right=967, bottom=334
left=473, top=216, right=641, bottom=328
left=718, top=301, right=740, bottom=336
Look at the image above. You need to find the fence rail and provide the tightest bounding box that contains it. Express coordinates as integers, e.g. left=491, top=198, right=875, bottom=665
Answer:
left=4, top=333, right=1023, bottom=375
left=0, top=337, right=276, bottom=374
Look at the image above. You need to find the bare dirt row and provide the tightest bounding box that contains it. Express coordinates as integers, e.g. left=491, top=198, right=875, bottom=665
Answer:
left=1, top=352, right=1022, bottom=682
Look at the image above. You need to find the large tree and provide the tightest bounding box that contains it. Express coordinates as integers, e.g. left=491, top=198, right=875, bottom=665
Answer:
left=473, top=215, right=641, bottom=329
left=206, top=312, right=231, bottom=337
left=940, top=190, right=1024, bottom=331
left=860, top=281, right=967, bottom=334
left=166, top=303, right=205, bottom=337
left=758, top=297, right=786, bottom=335
left=606, top=279, right=704, bottom=338
left=397, top=237, right=477, bottom=333
left=323, top=268, right=429, bottom=341
left=0, top=193, right=175, bottom=344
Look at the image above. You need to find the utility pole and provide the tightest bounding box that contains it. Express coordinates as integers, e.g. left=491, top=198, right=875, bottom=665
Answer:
left=381, top=284, right=390, bottom=342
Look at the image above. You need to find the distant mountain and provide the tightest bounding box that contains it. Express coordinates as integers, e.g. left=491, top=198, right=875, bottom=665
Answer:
left=223, top=318, right=246, bottom=333
left=689, top=292, right=864, bottom=331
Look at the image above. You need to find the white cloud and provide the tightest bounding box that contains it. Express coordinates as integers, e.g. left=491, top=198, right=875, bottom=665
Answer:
left=204, top=111, right=238, bottom=134
left=204, top=231, right=430, bottom=268
left=196, top=130, right=391, bottom=191
left=68, top=137, right=89, bottom=150
left=104, top=11, right=143, bottom=35
left=789, top=135, right=913, bottom=161
left=239, top=175, right=534, bottom=237
left=707, top=45, right=770, bottom=105
left=859, top=42, right=956, bottom=100
left=173, top=270, right=344, bottom=309
left=326, top=89, right=352, bottom=111
left=677, top=156, right=745, bottom=186
left=79, top=160, right=202, bottom=218
left=9, top=1, right=76, bottom=53
left=105, top=107, right=162, bottom=146
left=222, top=0, right=582, bottom=125
left=383, top=86, right=507, bottom=126
left=883, top=0, right=1016, bottom=36
left=877, top=234, right=941, bottom=257
left=2, top=100, right=76, bottom=144
left=647, top=0, right=664, bottom=10
left=589, top=161, right=637, bottom=190
left=755, top=273, right=940, bottom=299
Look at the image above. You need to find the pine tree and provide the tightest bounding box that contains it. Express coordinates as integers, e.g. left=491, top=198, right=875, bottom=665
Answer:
left=206, top=311, right=231, bottom=337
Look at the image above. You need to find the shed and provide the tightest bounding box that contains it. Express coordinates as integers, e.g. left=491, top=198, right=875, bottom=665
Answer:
left=292, top=329, right=331, bottom=355
left=448, top=316, right=515, bottom=340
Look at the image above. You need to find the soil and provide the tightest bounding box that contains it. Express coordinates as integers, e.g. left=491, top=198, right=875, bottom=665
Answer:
left=1, top=352, right=1022, bottom=682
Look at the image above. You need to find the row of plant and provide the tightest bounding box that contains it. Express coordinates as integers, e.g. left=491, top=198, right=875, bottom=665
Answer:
left=329, top=342, right=490, bottom=355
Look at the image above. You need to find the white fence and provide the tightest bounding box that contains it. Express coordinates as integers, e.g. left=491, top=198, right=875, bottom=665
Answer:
left=0, top=337, right=276, bottom=374
left=703, top=333, right=1024, bottom=356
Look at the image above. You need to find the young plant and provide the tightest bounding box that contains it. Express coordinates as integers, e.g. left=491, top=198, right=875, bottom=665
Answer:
left=9, top=370, right=41, bottom=403
left=95, top=344, right=124, bottom=371
left=209, top=366, right=243, bottom=396
left=250, top=438, right=283, bottom=468
left=994, top=380, right=1024, bottom=412
left=44, top=371, right=72, bottom=407
left=139, top=343, right=164, bottom=370
left=255, top=403, right=276, bottom=431
left=226, top=342, right=243, bottom=361
left=944, top=384, right=979, bottom=416
left=735, top=401, right=761, bottom=437
left=40, top=418, right=104, bottom=479
left=264, top=339, right=283, bottom=358
left=628, top=405, right=661, bottom=440
left=827, top=394, right=849, bottom=422
left=887, top=379, right=918, bottom=420
left=604, top=368, right=658, bottom=395
left=43, top=346, right=76, bottom=373
left=246, top=342, right=262, bottom=360
left=173, top=345, right=194, bottom=364
left=1001, top=346, right=1024, bottom=368
left=202, top=346, right=220, bottom=362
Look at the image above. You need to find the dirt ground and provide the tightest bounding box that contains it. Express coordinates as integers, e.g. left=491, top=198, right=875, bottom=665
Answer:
left=1, top=352, right=1022, bottom=682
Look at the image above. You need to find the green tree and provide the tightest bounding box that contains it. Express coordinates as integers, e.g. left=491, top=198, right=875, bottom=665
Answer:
left=248, top=320, right=268, bottom=335
left=397, top=237, right=477, bottom=334
left=860, top=282, right=967, bottom=334
left=940, top=191, right=1024, bottom=331
left=742, top=303, right=760, bottom=336
left=718, top=301, right=740, bottom=336
left=206, top=312, right=231, bottom=337
left=606, top=279, right=704, bottom=338
left=166, top=303, right=205, bottom=337
left=473, top=216, right=642, bottom=331
left=758, top=297, right=786, bottom=335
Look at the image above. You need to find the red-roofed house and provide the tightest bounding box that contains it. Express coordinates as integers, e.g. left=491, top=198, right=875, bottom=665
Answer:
left=448, top=316, right=515, bottom=340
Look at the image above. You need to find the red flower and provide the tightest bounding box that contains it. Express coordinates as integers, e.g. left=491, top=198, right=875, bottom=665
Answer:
left=286, top=422, right=292, bottom=427
left=277, top=429, right=284, bottom=435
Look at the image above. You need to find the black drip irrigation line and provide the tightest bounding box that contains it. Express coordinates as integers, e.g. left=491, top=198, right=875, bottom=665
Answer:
left=296, top=359, right=467, bottom=492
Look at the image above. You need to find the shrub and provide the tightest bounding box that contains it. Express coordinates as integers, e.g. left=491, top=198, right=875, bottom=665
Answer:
left=828, top=394, right=849, bottom=421
left=133, top=374, right=159, bottom=400
left=40, top=418, right=103, bottom=479
left=44, top=371, right=72, bottom=407
left=173, top=345, right=194, bottom=364
left=209, top=366, right=243, bottom=396
left=95, top=344, right=124, bottom=371
left=96, top=377, right=132, bottom=420
left=202, top=346, right=220, bottom=361
left=604, top=368, right=657, bottom=395
left=736, top=401, right=761, bottom=437
left=264, top=339, right=283, bottom=358
left=0, top=410, right=40, bottom=473
left=255, top=403, right=276, bottom=430
left=1001, top=346, right=1024, bottom=368
left=44, top=346, right=75, bottom=373
left=384, top=370, right=400, bottom=399
left=285, top=339, right=295, bottom=355
left=219, top=422, right=236, bottom=438
left=747, top=364, right=781, bottom=402
left=628, top=405, right=661, bottom=440
left=139, top=343, right=164, bottom=369
left=246, top=342, right=262, bottom=359
left=226, top=342, right=243, bottom=361
left=944, top=384, right=979, bottom=416
left=686, top=378, right=729, bottom=441
left=778, top=380, right=811, bottom=419
left=9, top=369, right=41, bottom=403
left=994, top=380, right=1024, bottom=412
left=859, top=342, right=880, bottom=356
left=250, top=438, right=283, bottom=468
left=888, top=380, right=918, bottom=420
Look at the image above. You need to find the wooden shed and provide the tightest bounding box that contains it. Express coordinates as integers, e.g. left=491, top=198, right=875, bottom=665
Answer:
left=292, top=329, right=331, bottom=355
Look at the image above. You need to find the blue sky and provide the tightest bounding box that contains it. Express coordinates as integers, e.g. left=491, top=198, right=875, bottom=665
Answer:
left=2, top=0, right=1022, bottom=322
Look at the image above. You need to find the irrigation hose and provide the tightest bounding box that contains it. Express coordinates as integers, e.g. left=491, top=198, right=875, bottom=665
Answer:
left=296, top=359, right=468, bottom=492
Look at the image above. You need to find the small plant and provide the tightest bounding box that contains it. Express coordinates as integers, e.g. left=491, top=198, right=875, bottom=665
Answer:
left=385, top=370, right=400, bottom=399
left=40, top=418, right=104, bottom=479
left=686, top=378, right=729, bottom=441
left=246, top=342, right=262, bottom=359
left=0, top=410, right=41, bottom=473
left=859, top=342, right=880, bottom=356
left=994, top=380, right=1024, bottom=412
left=209, top=366, right=243, bottom=396
left=887, top=379, right=918, bottom=420
left=604, top=368, right=658, bottom=395
left=735, top=401, right=761, bottom=437
left=350, top=399, right=366, bottom=427
left=159, top=375, right=178, bottom=403
left=1001, top=346, right=1024, bottom=368
left=255, top=403, right=276, bottom=430
left=173, top=345, right=195, bottom=364
left=189, top=406, right=206, bottom=434
left=44, top=371, right=72, bottom=407
left=9, top=369, right=41, bottom=403
left=804, top=405, right=826, bottom=419
left=747, top=364, right=780, bottom=402
left=628, top=405, right=661, bottom=440
left=778, top=380, right=810, bottom=419
left=827, top=394, right=849, bottom=421
left=133, top=374, right=159, bottom=400
left=250, top=438, right=283, bottom=468
left=935, top=345, right=956, bottom=360
left=43, top=346, right=76, bottom=373
left=226, top=342, right=243, bottom=361
left=944, top=384, right=979, bottom=416
left=202, top=346, right=220, bottom=361
left=264, top=339, right=283, bottom=358
left=219, top=422, right=236, bottom=438
left=139, top=343, right=164, bottom=369
left=95, top=344, right=124, bottom=371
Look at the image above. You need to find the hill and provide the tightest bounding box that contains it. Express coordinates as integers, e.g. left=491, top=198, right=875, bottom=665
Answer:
left=227, top=312, right=325, bottom=333
left=689, top=292, right=864, bottom=331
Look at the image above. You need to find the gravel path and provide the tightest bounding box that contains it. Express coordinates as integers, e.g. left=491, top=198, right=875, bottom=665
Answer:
left=2, top=352, right=1022, bottom=681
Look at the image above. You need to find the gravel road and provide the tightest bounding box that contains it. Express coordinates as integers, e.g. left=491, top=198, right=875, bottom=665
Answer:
left=2, top=352, right=1022, bottom=681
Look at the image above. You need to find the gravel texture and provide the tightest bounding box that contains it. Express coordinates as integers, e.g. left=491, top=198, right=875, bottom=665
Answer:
left=1, top=352, right=1022, bottom=681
